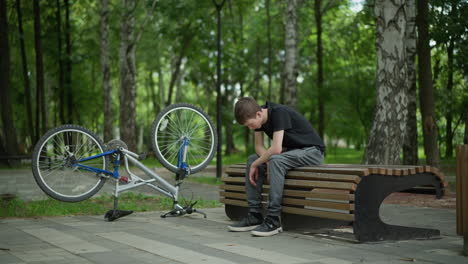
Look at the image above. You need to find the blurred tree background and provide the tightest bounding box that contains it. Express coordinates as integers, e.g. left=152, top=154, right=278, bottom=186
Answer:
left=0, top=0, right=466, bottom=167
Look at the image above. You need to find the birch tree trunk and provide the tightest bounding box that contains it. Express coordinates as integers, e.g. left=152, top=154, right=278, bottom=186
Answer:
left=100, top=0, right=113, bottom=142
left=364, top=0, right=408, bottom=165
left=402, top=0, right=418, bottom=165
left=283, top=0, right=299, bottom=109
left=417, top=0, right=439, bottom=167
left=119, top=0, right=137, bottom=151
left=0, top=0, right=20, bottom=157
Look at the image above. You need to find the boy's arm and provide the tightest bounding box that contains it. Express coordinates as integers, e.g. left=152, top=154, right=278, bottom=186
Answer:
left=249, top=130, right=284, bottom=186
left=254, top=132, right=267, bottom=156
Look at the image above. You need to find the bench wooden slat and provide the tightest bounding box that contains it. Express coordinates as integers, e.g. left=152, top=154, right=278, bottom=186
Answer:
left=282, top=206, right=354, bottom=221
left=221, top=198, right=355, bottom=221
left=227, top=164, right=369, bottom=176
left=220, top=184, right=245, bottom=192
left=224, top=168, right=246, bottom=175
left=221, top=177, right=245, bottom=183
left=220, top=185, right=355, bottom=201
left=285, top=179, right=357, bottom=191
left=221, top=198, right=248, bottom=207
left=322, top=164, right=419, bottom=168
left=220, top=191, right=247, bottom=200
left=222, top=177, right=356, bottom=191
left=220, top=191, right=354, bottom=211
left=285, top=171, right=360, bottom=183
left=293, top=167, right=370, bottom=176
left=283, top=189, right=355, bottom=201
left=225, top=168, right=361, bottom=183
left=282, top=197, right=354, bottom=211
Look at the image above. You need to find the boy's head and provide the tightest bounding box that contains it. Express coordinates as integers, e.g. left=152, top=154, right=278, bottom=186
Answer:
left=234, top=97, right=263, bottom=129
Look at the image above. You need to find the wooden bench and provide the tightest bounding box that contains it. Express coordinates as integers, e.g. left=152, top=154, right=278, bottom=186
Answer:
left=220, top=164, right=447, bottom=242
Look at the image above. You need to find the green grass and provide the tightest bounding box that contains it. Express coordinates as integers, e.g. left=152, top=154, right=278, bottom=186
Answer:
left=185, top=176, right=223, bottom=185
left=324, top=147, right=364, bottom=164
left=0, top=192, right=222, bottom=218
left=212, top=152, right=248, bottom=165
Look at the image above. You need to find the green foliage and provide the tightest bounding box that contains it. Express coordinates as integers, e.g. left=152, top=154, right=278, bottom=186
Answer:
left=3, top=0, right=466, bottom=163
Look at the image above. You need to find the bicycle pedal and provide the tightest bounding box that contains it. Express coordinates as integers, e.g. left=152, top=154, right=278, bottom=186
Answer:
left=118, top=176, right=129, bottom=184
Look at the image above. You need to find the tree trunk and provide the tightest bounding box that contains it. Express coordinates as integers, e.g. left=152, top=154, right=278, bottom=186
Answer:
left=266, top=0, right=273, bottom=101
left=283, top=0, right=298, bottom=109
left=119, top=0, right=137, bottom=151
left=214, top=0, right=226, bottom=179
left=364, top=0, right=408, bottom=165
left=464, top=108, right=468, bottom=144
left=403, top=0, right=418, bottom=165
left=157, top=61, right=165, bottom=110
left=0, top=133, right=6, bottom=165
left=225, top=0, right=242, bottom=155
left=445, top=39, right=454, bottom=158
left=0, top=0, right=20, bottom=158
left=166, top=30, right=193, bottom=106
left=254, top=37, right=261, bottom=97
left=148, top=70, right=160, bottom=116
left=65, top=0, right=72, bottom=124
left=56, top=0, right=65, bottom=125
left=314, top=0, right=325, bottom=140
left=417, top=0, right=440, bottom=167
left=100, top=0, right=113, bottom=142
left=175, top=66, right=185, bottom=102
left=16, top=0, right=35, bottom=146
left=33, top=0, right=47, bottom=135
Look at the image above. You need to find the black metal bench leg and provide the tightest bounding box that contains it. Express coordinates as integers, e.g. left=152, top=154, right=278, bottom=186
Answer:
left=354, top=173, right=442, bottom=243
left=225, top=204, right=249, bottom=221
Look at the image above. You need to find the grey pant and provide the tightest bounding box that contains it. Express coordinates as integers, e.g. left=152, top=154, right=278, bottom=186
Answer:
left=246, top=146, right=324, bottom=217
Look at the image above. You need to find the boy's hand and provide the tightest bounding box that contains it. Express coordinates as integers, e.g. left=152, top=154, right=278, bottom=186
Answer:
left=249, top=164, right=259, bottom=187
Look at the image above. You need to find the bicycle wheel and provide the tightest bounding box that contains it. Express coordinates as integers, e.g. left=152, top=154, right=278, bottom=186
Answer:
left=151, top=103, right=217, bottom=174
left=32, top=125, right=108, bottom=202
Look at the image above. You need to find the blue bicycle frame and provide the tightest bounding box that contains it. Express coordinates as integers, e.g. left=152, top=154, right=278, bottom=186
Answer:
left=72, top=139, right=190, bottom=201
left=76, top=149, right=121, bottom=178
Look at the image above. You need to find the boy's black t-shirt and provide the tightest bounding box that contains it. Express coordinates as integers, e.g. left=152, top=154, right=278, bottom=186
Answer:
left=255, top=102, right=325, bottom=150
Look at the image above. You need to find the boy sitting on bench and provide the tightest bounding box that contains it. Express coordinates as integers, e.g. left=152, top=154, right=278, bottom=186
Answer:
left=228, top=97, right=325, bottom=237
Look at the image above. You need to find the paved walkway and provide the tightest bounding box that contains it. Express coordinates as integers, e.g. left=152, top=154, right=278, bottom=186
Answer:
left=1, top=168, right=466, bottom=263
left=0, top=204, right=466, bottom=264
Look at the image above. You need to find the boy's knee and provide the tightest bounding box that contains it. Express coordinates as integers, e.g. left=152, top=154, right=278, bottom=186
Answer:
left=268, top=155, right=284, bottom=167
left=247, top=154, right=258, bottom=164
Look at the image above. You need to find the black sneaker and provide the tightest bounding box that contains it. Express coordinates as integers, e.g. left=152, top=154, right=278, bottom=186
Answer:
left=228, top=213, right=263, bottom=232
left=250, top=216, right=282, bottom=237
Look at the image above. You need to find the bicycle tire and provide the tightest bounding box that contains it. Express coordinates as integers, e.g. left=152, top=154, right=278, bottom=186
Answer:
left=151, top=103, right=217, bottom=174
left=31, top=125, right=108, bottom=202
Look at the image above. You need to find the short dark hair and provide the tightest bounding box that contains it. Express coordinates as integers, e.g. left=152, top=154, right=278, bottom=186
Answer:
left=234, top=97, right=261, bottom=125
